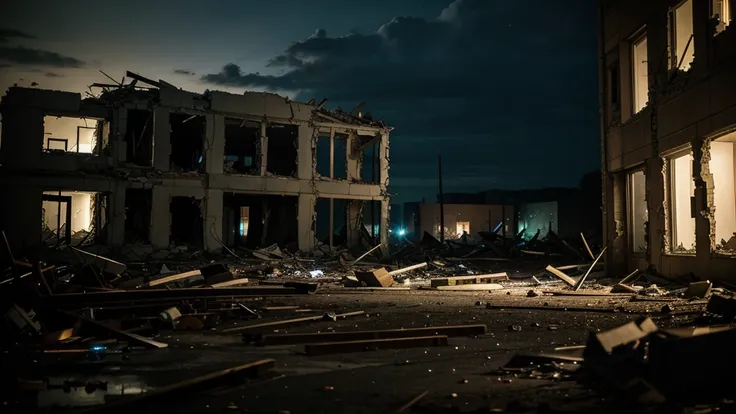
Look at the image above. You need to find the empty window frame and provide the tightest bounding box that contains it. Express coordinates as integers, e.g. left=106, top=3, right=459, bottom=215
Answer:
left=708, top=132, right=736, bottom=250
left=713, top=0, right=733, bottom=34
left=670, top=0, right=695, bottom=71
left=43, top=116, right=98, bottom=154
left=632, top=31, right=649, bottom=114
left=667, top=150, right=696, bottom=253
left=628, top=170, right=647, bottom=252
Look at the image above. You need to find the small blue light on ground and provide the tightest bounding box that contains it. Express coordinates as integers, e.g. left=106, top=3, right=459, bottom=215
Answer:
left=397, top=228, right=406, bottom=236
left=90, top=345, right=106, bottom=352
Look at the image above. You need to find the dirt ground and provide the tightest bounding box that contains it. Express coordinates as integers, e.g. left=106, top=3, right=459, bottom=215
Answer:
left=20, top=288, right=712, bottom=413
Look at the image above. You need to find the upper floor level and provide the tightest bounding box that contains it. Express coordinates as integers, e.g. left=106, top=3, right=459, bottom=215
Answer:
left=0, top=72, right=392, bottom=189
left=600, top=0, right=736, bottom=130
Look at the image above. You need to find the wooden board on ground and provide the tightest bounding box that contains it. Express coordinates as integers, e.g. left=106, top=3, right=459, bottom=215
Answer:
left=304, top=335, right=448, bottom=356
left=430, top=272, right=508, bottom=287
left=81, top=359, right=275, bottom=413
left=209, top=278, right=249, bottom=288
left=545, top=265, right=576, bottom=287
left=62, top=311, right=168, bottom=349
left=435, top=283, right=504, bottom=291
left=221, top=310, right=365, bottom=333
left=255, top=324, right=487, bottom=346
left=543, top=290, right=634, bottom=297
left=141, top=270, right=201, bottom=288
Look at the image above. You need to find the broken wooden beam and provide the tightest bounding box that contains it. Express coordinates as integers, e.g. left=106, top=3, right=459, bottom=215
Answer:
left=222, top=310, right=365, bottom=334
left=435, top=283, right=504, bottom=291
left=430, top=272, right=508, bottom=287
left=573, top=246, right=607, bottom=291
left=544, top=265, right=576, bottom=287
left=254, top=324, right=487, bottom=346
left=82, top=359, right=275, bottom=413
left=210, top=278, right=249, bottom=288
left=388, top=262, right=427, bottom=276
left=62, top=311, right=167, bottom=349
left=45, top=286, right=312, bottom=308
left=304, top=335, right=448, bottom=356
left=350, top=243, right=382, bottom=266
left=396, top=390, right=429, bottom=413
left=71, top=247, right=126, bottom=274
left=140, top=269, right=201, bottom=288
left=580, top=232, right=595, bottom=261
left=354, top=268, right=395, bottom=287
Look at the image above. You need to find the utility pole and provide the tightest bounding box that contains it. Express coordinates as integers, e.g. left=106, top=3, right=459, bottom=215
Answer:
left=438, top=155, right=445, bottom=243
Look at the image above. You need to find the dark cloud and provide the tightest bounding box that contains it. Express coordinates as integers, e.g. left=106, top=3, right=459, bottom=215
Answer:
left=202, top=0, right=600, bottom=202
left=0, top=28, right=36, bottom=43
left=174, top=69, right=196, bottom=76
left=44, top=71, right=63, bottom=78
left=0, top=46, right=85, bottom=68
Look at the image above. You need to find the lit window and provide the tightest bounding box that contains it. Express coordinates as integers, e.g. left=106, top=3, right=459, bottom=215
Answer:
left=671, top=0, right=695, bottom=71
left=43, top=116, right=98, bottom=154
left=239, top=206, right=250, bottom=236
left=668, top=151, right=695, bottom=253
left=713, top=0, right=732, bottom=34
left=628, top=170, right=647, bottom=252
left=708, top=133, right=736, bottom=250
left=632, top=32, right=649, bottom=114
left=456, top=221, right=470, bottom=237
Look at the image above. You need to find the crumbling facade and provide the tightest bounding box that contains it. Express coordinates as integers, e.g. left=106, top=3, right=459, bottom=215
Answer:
left=0, top=72, right=392, bottom=255
left=599, top=0, right=736, bottom=281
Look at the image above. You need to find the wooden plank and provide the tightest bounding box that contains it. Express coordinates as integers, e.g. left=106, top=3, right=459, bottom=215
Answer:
left=210, top=278, right=249, bottom=288
left=545, top=265, right=576, bottom=287
left=543, top=290, right=633, bottom=297
left=141, top=270, right=201, bottom=288
left=388, top=262, right=427, bottom=276
left=304, top=335, right=448, bottom=356
left=71, top=247, right=127, bottom=274
left=81, top=359, right=275, bottom=413
left=62, top=311, right=168, bottom=349
left=430, top=272, right=508, bottom=287
left=255, top=324, right=487, bottom=346
left=396, top=390, right=429, bottom=413
left=580, top=232, right=595, bottom=260
left=573, top=246, right=607, bottom=291
left=222, top=310, right=365, bottom=333
left=435, top=283, right=504, bottom=291
left=262, top=306, right=300, bottom=311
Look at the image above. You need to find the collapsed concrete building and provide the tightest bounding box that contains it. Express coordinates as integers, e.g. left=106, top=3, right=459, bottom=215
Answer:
left=599, top=0, right=736, bottom=281
left=0, top=72, right=392, bottom=255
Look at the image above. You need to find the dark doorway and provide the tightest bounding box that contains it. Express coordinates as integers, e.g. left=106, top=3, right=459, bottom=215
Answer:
left=170, top=196, right=203, bottom=246
left=222, top=193, right=298, bottom=249
left=125, top=188, right=152, bottom=243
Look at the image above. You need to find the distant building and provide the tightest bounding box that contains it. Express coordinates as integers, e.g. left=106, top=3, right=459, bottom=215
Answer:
left=599, top=0, right=736, bottom=280
left=411, top=203, right=514, bottom=242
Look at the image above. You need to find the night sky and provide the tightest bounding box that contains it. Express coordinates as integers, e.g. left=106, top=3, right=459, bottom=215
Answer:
left=0, top=0, right=600, bottom=204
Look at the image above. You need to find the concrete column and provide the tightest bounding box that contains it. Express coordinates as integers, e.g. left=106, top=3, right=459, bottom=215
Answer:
left=378, top=132, right=390, bottom=188
left=152, top=107, right=170, bottom=171
left=150, top=186, right=170, bottom=248
left=203, top=188, right=223, bottom=252
left=0, top=108, right=43, bottom=169
left=107, top=185, right=126, bottom=247
left=297, top=193, right=316, bottom=252
left=259, top=122, right=268, bottom=176
left=5, top=186, right=42, bottom=251
left=379, top=199, right=390, bottom=257
left=345, top=200, right=363, bottom=247
left=646, top=157, right=665, bottom=270
left=346, top=132, right=361, bottom=181
left=297, top=124, right=315, bottom=180
left=205, top=114, right=225, bottom=175
left=692, top=0, right=711, bottom=76
left=112, top=108, right=128, bottom=163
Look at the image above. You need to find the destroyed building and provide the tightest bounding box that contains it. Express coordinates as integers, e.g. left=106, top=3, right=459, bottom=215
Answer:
left=599, top=0, right=736, bottom=280
left=0, top=73, right=392, bottom=254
